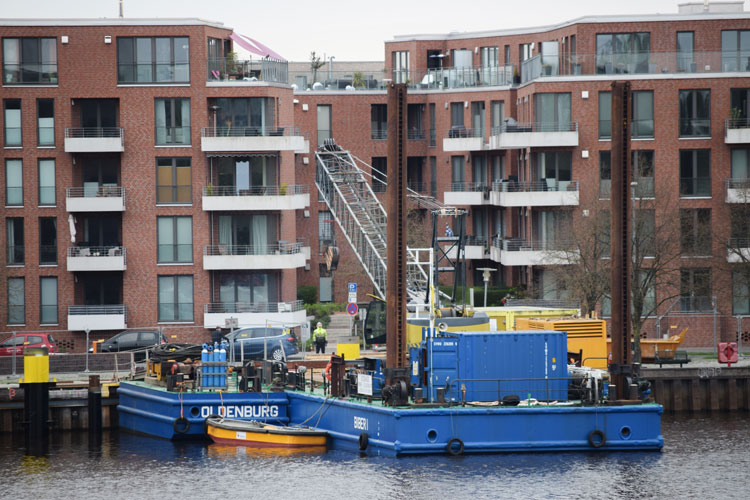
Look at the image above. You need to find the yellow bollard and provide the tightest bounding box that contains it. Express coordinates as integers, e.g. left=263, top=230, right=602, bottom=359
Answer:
left=23, top=347, right=50, bottom=383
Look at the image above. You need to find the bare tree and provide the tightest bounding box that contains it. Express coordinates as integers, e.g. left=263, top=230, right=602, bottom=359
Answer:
left=720, top=187, right=750, bottom=316
left=310, top=51, right=324, bottom=84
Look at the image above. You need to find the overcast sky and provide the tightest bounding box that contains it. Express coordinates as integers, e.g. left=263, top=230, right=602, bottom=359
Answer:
left=1, top=0, right=740, bottom=60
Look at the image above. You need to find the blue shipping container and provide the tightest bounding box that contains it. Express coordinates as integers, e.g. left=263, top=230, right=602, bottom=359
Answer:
left=424, top=330, right=568, bottom=402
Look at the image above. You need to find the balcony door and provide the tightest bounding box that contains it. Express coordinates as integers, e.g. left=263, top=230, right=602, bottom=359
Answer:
left=82, top=273, right=122, bottom=306
left=80, top=99, right=118, bottom=128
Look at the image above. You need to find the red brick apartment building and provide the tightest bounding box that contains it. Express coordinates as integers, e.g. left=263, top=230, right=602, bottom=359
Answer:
left=3, top=2, right=750, bottom=349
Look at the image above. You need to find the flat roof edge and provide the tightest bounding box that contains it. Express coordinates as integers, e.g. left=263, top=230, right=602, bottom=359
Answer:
left=0, top=17, right=229, bottom=30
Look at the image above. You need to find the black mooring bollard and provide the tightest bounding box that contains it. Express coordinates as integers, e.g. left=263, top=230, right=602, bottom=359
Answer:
left=88, top=375, right=102, bottom=435
left=20, top=347, right=54, bottom=454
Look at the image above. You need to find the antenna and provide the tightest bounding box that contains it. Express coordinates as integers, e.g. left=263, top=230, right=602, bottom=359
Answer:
left=119, top=0, right=124, bottom=18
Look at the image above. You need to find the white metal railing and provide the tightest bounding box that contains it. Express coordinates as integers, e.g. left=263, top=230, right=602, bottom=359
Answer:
left=491, top=122, right=578, bottom=134
left=201, top=126, right=302, bottom=138
left=204, top=300, right=304, bottom=314
left=202, top=184, right=308, bottom=197
left=204, top=241, right=302, bottom=256
left=492, top=180, right=579, bottom=192
left=65, top=127, right=124, bottom=141
left=68, top=304, right=126, bottom=320
left=68, top=246, right=125, bottom=260
left=66, top=186, right=124, bottom=198
left=493, top=238, right=575, bottom=252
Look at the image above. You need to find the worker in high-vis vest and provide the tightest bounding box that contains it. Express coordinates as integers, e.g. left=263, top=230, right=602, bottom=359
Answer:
left=313, top=322, right=328, bottom=354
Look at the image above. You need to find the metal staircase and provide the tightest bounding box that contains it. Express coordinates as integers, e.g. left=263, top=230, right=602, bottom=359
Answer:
left=315, top=140, right=441, bottom=302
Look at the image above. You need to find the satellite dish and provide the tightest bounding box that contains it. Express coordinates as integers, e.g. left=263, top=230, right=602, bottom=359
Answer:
left=345, top=85, right=354, bottom=91
left=291, top=83, right=298, bottom=90
left=312, top=82, right=324, bottom=90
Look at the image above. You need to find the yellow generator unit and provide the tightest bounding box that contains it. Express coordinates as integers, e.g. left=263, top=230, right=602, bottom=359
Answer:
left=406, top=313, right=490, bottom=347
left=476, top=306, right=581, bottom=331
left=515, top=318, right=608, bottom=369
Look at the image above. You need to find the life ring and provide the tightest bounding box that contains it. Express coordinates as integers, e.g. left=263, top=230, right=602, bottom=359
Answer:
left=588, top=429, right=606, bottom=448
left=446, top=437, right=464, bottom=455
left=203, top=414, right=221, bottom=435
left=324, top=360, right=332, bottom=381
left=358, top=432, right=369, bottom=451
left=173, top=416, right=190, bottom=434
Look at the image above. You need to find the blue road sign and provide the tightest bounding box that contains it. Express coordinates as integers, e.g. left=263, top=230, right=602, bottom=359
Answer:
left=348, top=282, right=357, bottom=293
left=347, top=302, right=359, bottom=316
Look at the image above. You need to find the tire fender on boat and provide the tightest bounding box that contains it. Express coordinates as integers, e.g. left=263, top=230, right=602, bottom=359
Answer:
left=446, top=438, right=464, bottom=455
left=588, top=429, right=606, bottom=448
left=173, top=416, right=190, bottom=434
left=358, top=432, right=369, bottom=451
left=203, top=414, right=221, bottom=435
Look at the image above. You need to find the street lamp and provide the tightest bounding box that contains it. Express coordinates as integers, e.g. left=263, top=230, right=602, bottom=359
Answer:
left=476, top=267, right=497, bottom=307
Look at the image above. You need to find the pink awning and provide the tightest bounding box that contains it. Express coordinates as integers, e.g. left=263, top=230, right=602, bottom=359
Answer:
left=229, top=33, right=286, bottom=61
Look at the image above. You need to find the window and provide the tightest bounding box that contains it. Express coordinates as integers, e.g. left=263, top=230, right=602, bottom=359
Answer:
left=679, top=150, right=711, bottom=197
left=490, top=100, right=504, bottom=133
left=117, top=37, right=189, bottom=83
left=430, top=157, right=437, bottom=198
left=450, top=103, right=464, bottom=128
left=40, top=276, right=57, bottom=324
left=6, top=218, right=23, bottom=265
left=36, top=99, right=54, bottom=146
left=392, top=50, right=409, bottom=84
left=214, top=97, right=274, bottom=133
left=217, top=272, right=275, bottom=305
left=217, top=214, right=275, bottom=250
left=371, top=104, right=387, bottom=140
left=471, top=102, right=484, bottom=137
left=158, top=275, right=193, bottom=322
left=215, top=156, right=276, bottom=192
left=504, top=45, right=511, bottom=65
left=5, top=159, right=22, bottom=206
left=317, top=104, right=331, bottom=146
left=732, top=271, right=750, bottom=315
left=38, top=159, right=55, bottom=206
left=730, top=88, right=750, bottom=126
left=318, top=210, right=334, bottom=254
left=731, top=149, right=750, bottom=179
left=480, top=47, right=498, bottom=67
left=679, top=90, right=710, bottom=137
left=2, top=38, right=57, bottom=84
left=632, top=91, right=654, bottom=138
left=4, top=99, right=21, bottom=146
left=429, top=103, right=436, bottom=147
left=7, top=277, right=24, bottom=325
left=536, top=151, right=572, bottom=189
left=634, top=209, right=656, bottom=258
left=680, top=209, right=711, bottom=256
left=596, top=32, right=650, bottom=74
left=632, top=150, right=654, bottom=197
left=156, top=157, right=191, bottom=204
left=408, top=104, right=424, bottom=139
left=372, top=157, right=387, bottom=193
left=451, top=156, right=465, bottom=189
left=157, top=216, right=192, bottom=263
left=155, top=98, right=190, bottom=145
left=721, top=30, right=750, bottom=72
left=599, top=92, right=611, bottom=139
left=680, top=268, right=712, bottom=312
left=407, top=157, right=424, bottom=192
left=535, top=211, right=572, bottom=246
left=534, top=93, right=571, bottom=131
left=677, top=32, right=695, bottom=72
left=39, top=217, right=57, bottom=264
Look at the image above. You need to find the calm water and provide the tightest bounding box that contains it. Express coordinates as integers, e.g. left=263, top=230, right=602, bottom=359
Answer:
left=1, top=414, right=749, bottom=500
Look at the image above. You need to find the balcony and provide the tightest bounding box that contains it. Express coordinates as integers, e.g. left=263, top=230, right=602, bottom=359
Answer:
left=66, top=186, right=125, bottom=212
left=444, top=182, right=491, bottom=206
left=207, top=57, right=288, bottom=84
left=445, top=235, right=489, bottom=260
left=203, top=241, right=306, bottom=270
left=492, top=180, right=579, bottom=207
left=489, top=122, right=578, bottom=149
left=68, top=305, right=126, bottom=331
left=202, top=185, right=309, bottom=211
left=726, top=179, right=750, bottom=203
left=443, top=127, right=485, bottom=152
left=203, top=300, right=306, bottom=329
left=726, top=119, right=750, bottom=144
left=490, top=238, right=577, bottom=266
left=67, top=246, right=126, bottom=272
left=64, top=128, right=124, bottom=153
left=201, top=126, right=307, bottom=153
left=727, top=238, right=750, bottom=263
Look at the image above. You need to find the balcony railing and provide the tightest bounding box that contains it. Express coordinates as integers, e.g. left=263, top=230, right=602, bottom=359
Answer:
left=679, top=178, right=712, bottom=197
left=204, top=300, right=304, bottom=314
left=68, top=304, right=126, bottom=318
left=207, top=57, right=288, bottom=84
left=3, top=64, right=58, bottom=84
left=408, top=129, right=425, bottom=140
left=464, top=235, right=488, bottom=247
left=727, top=178, right=750, bottom=190
left=449, top=182, right=489, bottom=192
left=65, top=128, right=123, bottom=139
left=203, top=184, right=308, bottom=197
left=679, top=118, right=711, bottom=137
left=446, top=127, right=483, bottom=139
left=492, top=180, right=579, bottom=193
left=727, top=118, right=750, bottom=130
left=491, top=122, right=577, bottom=134
left=371, top=129, right=387, bottom=141
left=204, top=242, right=303, bottom=256
left=496, top=238, right=575, bottom=252
left=201, top=126, right=301, bottom=138
left=680, top=295, right=713, bottom=313
left=68, top=246, right=125, bottom=258
left=67, top=186, right=124, bottom=198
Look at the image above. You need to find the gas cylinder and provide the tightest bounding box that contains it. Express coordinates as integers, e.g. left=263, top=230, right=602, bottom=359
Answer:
left=201, top=344, right=209, bottom=387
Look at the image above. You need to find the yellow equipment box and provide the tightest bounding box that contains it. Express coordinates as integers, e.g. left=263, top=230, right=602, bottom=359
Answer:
left=23, top=347, right=50, bottom=383
left=476, top=306, right=581, bottom=331
left=516, top=318, right=608, bottom=369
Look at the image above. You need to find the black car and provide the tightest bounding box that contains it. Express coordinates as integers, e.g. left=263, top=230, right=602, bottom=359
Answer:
left=93, top=330, right=166, bottom=360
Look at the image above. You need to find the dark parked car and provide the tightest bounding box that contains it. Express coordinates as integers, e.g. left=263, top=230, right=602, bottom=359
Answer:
left=224, top=327, right=298, bottom=362
left=93, top=330, right=166, bottom=360
left=0, top=333, right=58, bottom=356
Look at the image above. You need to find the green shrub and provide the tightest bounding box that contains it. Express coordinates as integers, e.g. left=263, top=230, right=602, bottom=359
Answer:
left=304, top=302, right=346, bottom=331
left=297, top=285, right=318, bottom=305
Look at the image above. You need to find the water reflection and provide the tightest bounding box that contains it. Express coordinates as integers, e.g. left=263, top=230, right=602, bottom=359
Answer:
left=0, top=414, right=748, bottom=500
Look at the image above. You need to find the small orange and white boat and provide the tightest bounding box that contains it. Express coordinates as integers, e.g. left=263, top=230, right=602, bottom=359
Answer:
left=205, top=417, right=328, bottom=449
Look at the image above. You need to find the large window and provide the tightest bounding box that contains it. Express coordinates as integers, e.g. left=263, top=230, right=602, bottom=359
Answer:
left=721, top=30, right=750, bottom=72
left=730, top=88, right=750, bottom=124
left=731, top=149, right=750, bottom=179
left=680, top=268, right=712, bottom=312
left=471, top=102, right=484, bottom=137
left=679, top=149, right=711, bottom=197
left=372, top=157, right=387, bottom=193
left=4, top=99, right=21, bottom=146
left=40, top=276, right=57, bottom=324
left=39, top=217, right=57, bottom=264
left=680, top=209, right=712, bottom=256
left=2, top=38, right=57, bottom=84
left=429, top=103, right=436, bottom=147
left=679, top=90, right=710, bottom=137
left=408, top=104, right=424, bottom=139
left=490, top=100, right=504, bottom=133
left=157, top=216, right=192, bottom=263
left=677, top=32, right=695, bottom=73
left=480, top=46, right=498, bottom=67
left=214, top=97, right=274, bottom=133
left=632, top=91, right=654, bottom=138
left=599, top=92, right=611, bottom=139
left=37, top=99, right=54, bottom=146
left=6, top=217, right=24, bottom=265
left=534, top=93, right=571, bottom=131
left=732, top=271, right=750, bottom=315
left=317, top=104, right=331, bottom=146
left=318, top=210, right=334, bottom=254
left=158, top=275, right=193, bottom=322
left=156, top=157, right=191, bottom=204
left=215, top=156, right=277, bottom=192
left=450, top=103, right=464, bottom=128
left=371, top=104, right=386, bottom=140
left=155, top=98, right=190, bottom=145
left=7, top=277, right=24, bottom=325
left=117, top=37, right=189, bottom=83
left=217, top=272, right=275, bottom=306
left=632, top=150, right=654, bottom=197
left=536, top=151, right=572, bottom=189
left=407, top=157, right=424, bottom=192
left=451, top=156, right=465, bottom=189
left=38, top=159, right=55, bottom=206
left=392, top=50, right=409, bottom=84
left=5, top=159, right=22, bottom=206
left=596, top=32, right=650, bottom=74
